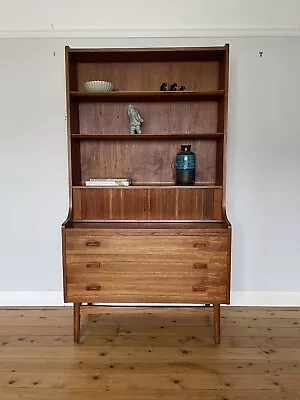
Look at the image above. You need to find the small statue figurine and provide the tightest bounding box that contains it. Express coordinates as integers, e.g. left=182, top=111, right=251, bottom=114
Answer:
left=170, top=82, right=177, bottom=91
left=128, top=105, right=143, bottom=134
left=179, top=85, right=186, bottom=91
left=160, top=82, right=168, bottom=91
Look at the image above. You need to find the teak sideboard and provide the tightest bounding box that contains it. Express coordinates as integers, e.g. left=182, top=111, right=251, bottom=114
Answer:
left=62, top=45, right=232, bottom=344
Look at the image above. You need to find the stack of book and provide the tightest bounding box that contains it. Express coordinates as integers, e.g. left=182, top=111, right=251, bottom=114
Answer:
left=85, top=178, right=132, bottom=187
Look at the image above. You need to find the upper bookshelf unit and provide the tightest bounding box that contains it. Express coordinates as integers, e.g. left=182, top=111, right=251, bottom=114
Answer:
left=67, top=47, right=228, bottom=93
left=65, top=45, right=229, bottom=221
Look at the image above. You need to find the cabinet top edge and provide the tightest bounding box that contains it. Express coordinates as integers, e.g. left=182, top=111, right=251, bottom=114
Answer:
left=62, top=221, right=231, bottom=232
left=66, top=45, right=229, bottom=53
left=65, top=45, right=229, bottom=63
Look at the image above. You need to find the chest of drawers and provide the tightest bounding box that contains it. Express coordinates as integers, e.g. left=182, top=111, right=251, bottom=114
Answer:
left=62, top=222, right=231, bottom=343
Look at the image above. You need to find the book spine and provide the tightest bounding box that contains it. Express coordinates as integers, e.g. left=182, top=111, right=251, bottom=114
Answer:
left=85, top=181, right=130, bottom=187
left=89, top=178, right=131, bottom=182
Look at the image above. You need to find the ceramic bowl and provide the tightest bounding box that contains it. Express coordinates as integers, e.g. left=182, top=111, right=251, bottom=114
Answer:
left=84, top=80, right=114, bottom=92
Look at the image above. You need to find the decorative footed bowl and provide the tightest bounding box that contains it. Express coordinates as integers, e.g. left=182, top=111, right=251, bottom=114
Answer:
left=84, top=80, right=114, bottom=92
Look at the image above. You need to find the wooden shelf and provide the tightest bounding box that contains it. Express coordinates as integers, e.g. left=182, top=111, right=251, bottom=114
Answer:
left=73, top=184, right=223, bottom=189
left=69, top=46, right=228, bottom=63
left=65, top=221, right=230, bottom=230
left=70, top=90, right=225, bottom=102
left=71, top=133, right=224, bottom=140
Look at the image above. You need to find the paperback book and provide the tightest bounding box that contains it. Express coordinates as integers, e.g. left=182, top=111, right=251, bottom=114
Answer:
left=85, top=177, right=132, bottom=187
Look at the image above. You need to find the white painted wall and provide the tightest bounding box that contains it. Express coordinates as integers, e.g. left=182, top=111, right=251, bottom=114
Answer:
left=0, top=35, right=299, bottom=305
left=0, top=0, right=300, bottom=34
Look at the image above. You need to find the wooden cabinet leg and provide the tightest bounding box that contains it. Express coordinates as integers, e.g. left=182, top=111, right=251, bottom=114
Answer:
left=74, top=303, right=81, bottom=344
left=213, top=304, right=220, bottom=344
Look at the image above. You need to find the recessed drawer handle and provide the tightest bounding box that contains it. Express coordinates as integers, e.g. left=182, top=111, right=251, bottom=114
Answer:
left=193, top=263, right=208, bottom=269
left=193, top=242, right=208, bottom=249
left=87, top=262, right=101, bottom=268
left=192, top=286, right=206, bottom=292
left=86, top=241, right=101, bottom=247
left=86, top=284, right=101, bottom=291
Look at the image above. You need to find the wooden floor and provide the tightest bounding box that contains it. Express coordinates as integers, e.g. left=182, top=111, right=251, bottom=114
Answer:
left=1, top=307, right=300, bottom=399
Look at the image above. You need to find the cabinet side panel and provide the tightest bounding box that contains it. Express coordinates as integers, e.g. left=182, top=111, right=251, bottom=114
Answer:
left=72, top=189, right=82, bottom=220
left=218, top=44, right=229, bottom=214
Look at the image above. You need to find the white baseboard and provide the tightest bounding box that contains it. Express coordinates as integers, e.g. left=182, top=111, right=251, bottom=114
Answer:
left=230, top=291, right=300, bottom=307
left=1, top=291, right=300, bottom=307
left=0, top=291, right=65, bottom=307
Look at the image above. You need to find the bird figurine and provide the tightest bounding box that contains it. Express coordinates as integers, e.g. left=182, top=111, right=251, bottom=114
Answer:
left=160, top=82, right=168, bottom=91
left=179, top=85, right=186, bottom=91
left=170, top=82, right=178, bottom=91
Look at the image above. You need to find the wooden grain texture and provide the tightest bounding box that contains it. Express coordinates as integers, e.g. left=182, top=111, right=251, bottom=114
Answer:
left=72, top=91, right=224, bottom=102
left=70, top=46, right=227, bottom=63
left=77, top=61, right=220, bottom=92
left=64, top=233, right=228, bottom=304
left=219, top=43, right=229, bottom=213
left=74, top=303, right=80, bottom=344
left=79, top=138, right=218, bottom=184
left=65, top=45, right=229, bottom=221
left=65, top=233, right=227, bottom=254
left=72, top=187, right=223, bottom=221
left=64, top=221, right=230, bottom=232
left=66, top=284, right=228, bottom=304
left=78, top=101, right=219, bottom=134
left=71, top=133, right=225, bottom=139
left=63, top=45, right=231, bottom=346
left=80, top=306, right=214, bottom=316
left=65, top=260, right=227, bottom=276
left=213, top=304, right=221, bottom=344
left=1, top=307, right=300, bottom=399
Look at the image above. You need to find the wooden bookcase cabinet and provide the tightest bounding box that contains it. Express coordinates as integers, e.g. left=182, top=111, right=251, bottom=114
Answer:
left=62, top=45, right=232, bottom=344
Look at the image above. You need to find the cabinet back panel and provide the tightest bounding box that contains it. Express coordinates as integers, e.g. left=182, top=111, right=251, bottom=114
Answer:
left=77, top=139, right=220, bottom=185
left=77, top=61, right=220, bottom=92
left=78, top=102, right=218, bottom=134
left=73, top=187, right=223, bottom=221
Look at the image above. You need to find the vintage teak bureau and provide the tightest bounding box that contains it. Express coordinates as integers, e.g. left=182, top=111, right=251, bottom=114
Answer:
left=62, top=45, right=232, bottom=344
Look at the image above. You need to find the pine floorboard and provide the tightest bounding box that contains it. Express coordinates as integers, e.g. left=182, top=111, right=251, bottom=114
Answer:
left=1, top=306, right=300, bottom=399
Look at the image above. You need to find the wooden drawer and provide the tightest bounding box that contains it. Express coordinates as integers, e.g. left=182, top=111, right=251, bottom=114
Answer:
left=66, top=278, right=227, bottom=303
left=66, top=260, right=227, bottom=276
left=65, top=260, right=228, bottom=303
left=65, top=235, right=227, bottom=256
left=64, top=232, right=230, bottom=303
left=65, top=252, right=227, bottom=264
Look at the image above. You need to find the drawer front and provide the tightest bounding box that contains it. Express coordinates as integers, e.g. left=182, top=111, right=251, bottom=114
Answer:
left=66, top=259, right=227, bottom=277
left=66, top=252, right=227, bottom=265
left=66, top=280, right=227, bottom=303
left=65, top=260, right=228, bottom=303
left=64, top=233, right=230, bottom=303
left=65, top=235, right=227, bottom=256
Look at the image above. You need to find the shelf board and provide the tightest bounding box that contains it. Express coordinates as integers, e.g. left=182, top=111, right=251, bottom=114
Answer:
left=65, top=221, right=230, bottom=230
left=71, top=133, right=224, bottom=140
left=73, top=184, right=223, bottom=189
left=70, top=90, right=225, bottom=102
left=68, top=46, right=228, bottom=63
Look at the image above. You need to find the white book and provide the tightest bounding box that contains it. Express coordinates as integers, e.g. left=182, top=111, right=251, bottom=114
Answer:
left=85, top=180, right=131, bottom=187
left=89, top=177, right=131, bottom=182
